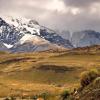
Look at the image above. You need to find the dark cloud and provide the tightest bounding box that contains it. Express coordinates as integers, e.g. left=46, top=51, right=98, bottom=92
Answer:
left=62, top=0, right=100, bottom=8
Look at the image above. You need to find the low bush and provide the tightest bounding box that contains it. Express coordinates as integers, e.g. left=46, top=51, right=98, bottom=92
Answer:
left=80, top=69, right=99, bottom=87
left=93, top=77, right=100, bottom=87
left=60, top=90, right=70, bottom=100
left=39, top=92, right=49, bottom=100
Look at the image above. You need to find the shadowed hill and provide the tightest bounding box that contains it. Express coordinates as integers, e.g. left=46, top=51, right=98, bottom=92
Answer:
left=61, top=45, right=100, bottom=55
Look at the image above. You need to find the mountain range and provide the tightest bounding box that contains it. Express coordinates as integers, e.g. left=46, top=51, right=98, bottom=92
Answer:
left=0, top=17, right=100, bottom=52
left=0, top=17, right=73, bottom=52
left=59, top=30, right=100, bottom=48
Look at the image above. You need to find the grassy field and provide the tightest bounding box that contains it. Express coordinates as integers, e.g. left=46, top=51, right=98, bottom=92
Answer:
left=0, top=50, right=100, bottom=99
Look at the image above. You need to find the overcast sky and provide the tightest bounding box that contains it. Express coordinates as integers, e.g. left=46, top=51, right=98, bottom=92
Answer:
left=0, top=0, right=100, bottom=32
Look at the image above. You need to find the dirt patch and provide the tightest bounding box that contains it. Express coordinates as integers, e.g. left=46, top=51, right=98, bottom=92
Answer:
left=37, top=65, right=81, bottom=73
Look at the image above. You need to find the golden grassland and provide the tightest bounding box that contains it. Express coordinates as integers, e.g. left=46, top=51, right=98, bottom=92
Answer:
left=0, top=49, right=99, bottom=98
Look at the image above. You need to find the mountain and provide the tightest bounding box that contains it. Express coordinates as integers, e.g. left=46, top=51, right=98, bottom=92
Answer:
left=60, top=30, right=100, bottom=48
left=71, top=30, right=100, bottom=47
left=0, top=17, right=73, bottom=52
left=1, top=16, right=100, bottom=51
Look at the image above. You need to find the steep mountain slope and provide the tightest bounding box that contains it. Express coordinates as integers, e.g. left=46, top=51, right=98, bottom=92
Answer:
left=0, top=17, right=73, bottom=52
left=40, top=28, right=72, bottom=48
left=0, top=17, right=24, bottom=45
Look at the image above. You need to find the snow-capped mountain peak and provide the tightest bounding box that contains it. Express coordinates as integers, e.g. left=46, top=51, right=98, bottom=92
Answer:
left=0, top=17, right=73, bottom=52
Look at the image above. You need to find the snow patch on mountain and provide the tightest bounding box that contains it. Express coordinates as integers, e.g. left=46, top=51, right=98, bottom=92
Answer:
left=19, top=34, right=49, bottom=45
left=3, top=43, right=13, bottom=48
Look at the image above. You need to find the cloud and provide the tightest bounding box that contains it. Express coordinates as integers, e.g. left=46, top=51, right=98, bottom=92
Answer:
left=0, top=0, right=100, bottom=32
left=62, top=0, right=100, bottom=8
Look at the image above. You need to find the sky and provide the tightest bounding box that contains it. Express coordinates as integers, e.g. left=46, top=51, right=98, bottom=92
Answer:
left=0, top=0, right=100, bottom=32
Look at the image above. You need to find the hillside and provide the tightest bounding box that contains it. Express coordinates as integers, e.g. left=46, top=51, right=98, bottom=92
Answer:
left=78, top=77, right=100, bottom=100
left=66, top=45, right=100, bottom=54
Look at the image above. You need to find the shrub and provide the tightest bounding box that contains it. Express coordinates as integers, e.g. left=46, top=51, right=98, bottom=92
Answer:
left=80, top=69, right=99, bottom=87
left=10, top=96, right=16, bottom=100
left=40, top=92, right=49, bottom=100
left=32, top=95, right=38, bottom=100
left=60, top=90, right=70, bottom=100
left=93, top=77, right=100, bottom=88
left=3, top=97, right=16, bottom=100
left=3, top=98, right=10, bottom=100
